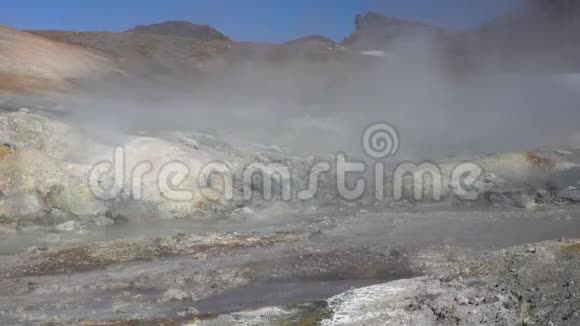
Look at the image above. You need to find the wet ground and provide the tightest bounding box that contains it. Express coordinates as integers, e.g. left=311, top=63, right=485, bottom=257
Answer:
left=0, top=205, right=579, bottom=324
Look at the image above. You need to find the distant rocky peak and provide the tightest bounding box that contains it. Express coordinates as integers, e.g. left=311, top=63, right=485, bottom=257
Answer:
left=355, top=12, right=396, bottom=30
left=343, top=11, right=444, bottom=50
left=285, top=35, right=336, bottom=46
left=354, top=12, right=429, bottom=31
left=128, top=20, right=230, bottom=41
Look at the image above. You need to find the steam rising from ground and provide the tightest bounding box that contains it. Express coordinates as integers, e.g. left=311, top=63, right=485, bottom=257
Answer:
left=66, top=26, right=580, bottom=162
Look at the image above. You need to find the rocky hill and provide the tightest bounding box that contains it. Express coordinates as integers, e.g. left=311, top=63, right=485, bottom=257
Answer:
left=127, top=20, right=230, bottom=41
left=0, top=26, right=119, bottom=93
left=9, top=1, right=580, bottom=94
left=285, top=35, right=336, bottom=47
left=341, top=11, right=447, bottom=50
left=28, top=25, right=348, bottom=81
left=28, top=29, right=240, bottom=77
left=338, top=2, right=580, bottom=71
left=20, top=13, right=453, bottom=87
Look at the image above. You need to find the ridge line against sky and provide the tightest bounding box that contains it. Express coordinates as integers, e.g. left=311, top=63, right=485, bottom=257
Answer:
left=1, top=0, right=523, bottom=42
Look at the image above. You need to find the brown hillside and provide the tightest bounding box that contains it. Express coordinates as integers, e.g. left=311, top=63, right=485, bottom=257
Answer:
left=0, top=26, right=119, bottom=92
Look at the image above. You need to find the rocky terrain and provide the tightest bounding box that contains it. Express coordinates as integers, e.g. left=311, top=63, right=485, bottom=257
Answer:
left=1, top=0, right=580, bottom=325
left=200, top=238, right=580, bottom=326
left=0, top=26, right=119, bottom=93
left=0, top=96, right=577, bottom=325
left=128, top=21, right=230, bottom=41
left=26, top=29, right=245, bottom=79
left=2, top=1, right=571, bottom=93
left=341, top=12, right=447, bottom=51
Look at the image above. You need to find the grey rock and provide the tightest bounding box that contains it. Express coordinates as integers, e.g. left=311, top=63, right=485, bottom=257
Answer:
left=128, top=21, right=230, bottom=41
left=47, top=208, right=72, bottom=224
left=558, top=188, right=580, bottom=202
left=55, top=220, right=79, bottom=232
left=0, top=192, right=43, bottom=220
left=26, top=246, right=46, bottom=255
left=231, top=207, right=255, bottom=219
left=178, top=306, right=200, bottom=317
left=112, top=302, right=128, bottom=313
left=159, top=289, right=190, bottom=303
left=110, top=200, right=160, bottom=221
left=520, top=193, right=538, bottom=209
left=180, top=136, right=200, bottom=150
left=91, top=216, right=115, bottom=227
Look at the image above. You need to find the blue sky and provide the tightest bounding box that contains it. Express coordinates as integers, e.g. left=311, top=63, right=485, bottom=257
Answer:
left=1, top=0, right=522, bottom=42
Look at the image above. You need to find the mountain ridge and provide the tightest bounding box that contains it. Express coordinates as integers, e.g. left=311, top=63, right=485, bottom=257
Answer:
left=6, top=1, right=580, bottom=94
left=127, top=20, right=230, bottom=41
